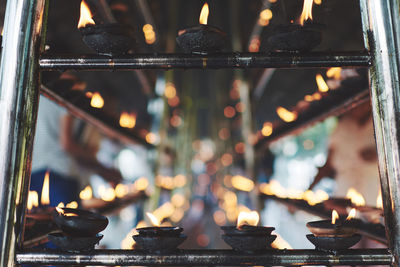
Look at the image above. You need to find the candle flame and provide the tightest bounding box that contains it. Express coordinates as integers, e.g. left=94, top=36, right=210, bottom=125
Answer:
left=56, top=207, right=64, bottom=215
left=231, top=175, right=254, bottom=192
left=377, top=191, right=383, bottom=209
left=27, top=191, right=39, bottom=210
left=119, top=112, right=136, bottom=129
left=316, top=74, right=329, bottom=92
left=99, top=185, right=116, bottom=202
left=331, top=210, right=339, bottom=224
left=90, top=92, right=104, bottom=109
left=199, top=3, right=209, bottom=25
left=142, top=24, right=156, bottom=45
left=261, top=122, right=273, bottom=137
left=346, top=208, right=357, bottom=220
left=346, top=188, right=365, bottom=206
left=237, top=210, right=259, bottom=228
left=276, top=107, right=298, bottom=123
left=66, top=201, right=78, bottom=209
left=57, top=202, right=65, bottom=208
left=299, top=0, right=314, bottom=26
left=146, top=212, right=161, bottom=227
left=41, top=171, right=50, bottom=205
left=326, top=67, right=342, bottom=80
left=79, top=185, right=93, bottom=200
left=78, top=0, right=95, bottom=29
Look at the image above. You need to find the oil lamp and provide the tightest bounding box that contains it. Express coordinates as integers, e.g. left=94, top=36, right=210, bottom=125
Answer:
left=176, top=2, right=227, bottom=54
left=267, top=0, right=322, bottom=52
left=133, top=212, right=186, bottom=253
left=306, top=209, right=361, bottom=252
left=78, top=0, right=135, bottom=56
left=48, top=207, right=108, bottom=252
left=221, top=211, right=276, bottom=253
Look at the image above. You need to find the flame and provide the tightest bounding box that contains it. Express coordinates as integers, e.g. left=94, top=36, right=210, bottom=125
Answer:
left=27, top=191, right=39, bottom=210
left=99, top=185, right=116, bottom=202
left=142, top=24, right=156, bottom=45
left=199, top=3, right=209, bottom=25
left=153, top=202, right=175, bottom=221
left=316, top=74, right=329, bottom=92
left=346, top=208, right=357, bottom=220
left=78, top=0, right=95, bottom=28
left=237, top=210, right=259, bottom=228
left=331, top=209, right=339, bottom=224
left=259, top=9, right=273, bottom=26
left=299, top=0, right=314, bottom=26
left=79, top=185, right=92, bottom=200
left=146, top=212, right=161, bottom=227
left=276, top=107, right=298, bottom=123
left=115, top=184, right=129, bottom=198
left=119, top=112, right=136, bottom=129
left=56, top=207, right=64, bottom=215
left=326, top=67, right=342, bottom=80
left=41, top=171, right=50, bottom=206
left=377, top=191, right=383, bottom=209
left=346, top=188, right=366, bottom=206
left=261, top=122, right=273, bottom=137
left=90, top=92, right=104, bottom=108
left=272, top=233, right=293, bottom=249
left=57, top=202, right=65, bottom=208
left=231, top=175, right=254, bottom=192
left=66, top=201, right=78, bottom=209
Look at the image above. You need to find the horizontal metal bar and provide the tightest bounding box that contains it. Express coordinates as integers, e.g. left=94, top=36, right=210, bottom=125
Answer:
left=16, top=249, right=393, bottom=266
left=40, top=51, right=371, bottom=71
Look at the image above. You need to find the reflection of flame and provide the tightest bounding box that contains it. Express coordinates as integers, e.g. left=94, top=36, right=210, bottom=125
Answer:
left=115, top=184, right=129, bottom=198
left=79, top=186, right=92, bottom=200
left=27, top=191, right=39, bottom=210
left=90, top=92, right=104, bottom=109
left=142, top=24, right=156, bottom=45
left=134, top=177, right=149, bottom=191
left=346, top=188, right=365, bottom=206
left=57, top=202, right=65, bottom=208
left=326, top=67, right=342, bottom=80
left=259, top=9, right=273, bottom=26
left=276, top=107, right=298, bottom=123
left=261, top=122, right=273, bottom=137
left=146, top=212, right=161, bottom=227
left=346, top=208, right=356, bottom=220
left=231, top=175, right=254, bottom=192
left=377, top=191, right=383, bottom=209
left=237, top=211, right=259, bottom=228
left=299, top=0, right=314, bottom=26
left=316, top=74, right=329, bottom=92
left=331, top=210, right=339, bottom=224
left=41, top=171, right=50, bottom=206
left=66, top=201, right=78, bottom=209
left=119, top=112, right=136, bottom=129
left=199, top=3, right=209, bottom=25
left=99, top=185, right=116, bottom=202
left=78, top=0, right=95, bottom=29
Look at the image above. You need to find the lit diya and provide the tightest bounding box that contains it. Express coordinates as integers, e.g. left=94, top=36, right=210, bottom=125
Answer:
left=221, top=211, right=276, bottom=253
left=78, top=0, right=135, bottom=56
left=176, top=2, right=227, bottom=54
left=132, top=212, right=186, bottom=253
left=267, top=0, right=322, bottom=52
left=306, top=209, right=361, bottom=252
left=48, top=207, right=108, bottom=252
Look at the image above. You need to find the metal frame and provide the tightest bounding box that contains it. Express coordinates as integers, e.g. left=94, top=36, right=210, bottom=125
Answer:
left=0, top=0, right=398, bottom=266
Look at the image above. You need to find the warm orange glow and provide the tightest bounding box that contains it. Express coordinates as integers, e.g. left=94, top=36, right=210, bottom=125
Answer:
left=377, top=191, right=383, bottom=209
left=231, top=175, right=254, bottom=192
left=224, top=106, right=236, bottom=118
left=314, top=0, right=322, bottom=4
left=145, top=132, right=158, bottom=144
left=276, top=107, right=298, bottom=122
left=316, top=74, right=329, bottom=92
left=171, top=194, right=186, bottom=208
left=272, top=234, right=293, bottom=249
left=79, top=186, right=92, bottom=200
left=98, top=185, right=116, bottom=202
left=142, top=24, right=156, bottom=45
left=259, top=9, right=273, bottom=26
left=221, top=153, right=233, bottom=167
left=134, top=177, right=149, bottom=191
left=213, top=210, right=227, bottom=226
left=41, top=171, right=50, bottom=205
left=165, top=83, right=177, bottom=99
left=346, top=188, right=366, bottom=206
left=261, top=122, right=273, bottom=136
left=146, top=212, right=161, bottom=227
left=27, top=191, right=39, bottom=210
left=156, top=175, right=175, bottom=190
left=326, top=67, right=342, bottom=80
left=66, top=201, right=78, bottom=209
left=57, top=202, right=65, bottom=208
left=174, top=174, right=187, bottom=187
left=299, top=0, right=314, bottom=26
left=199, top=3, right=209, bottom=25
left=249, top=37, right=260, bottom=52
left=78, top=0, right=95, bottom=29
left=119, top=112, right=136, bottom=129
left=237, top=210, right=259, bottom=228
left=115, top=184, right=129, bottom=198
left=90, top=92, right=104, bottom=108
left=153, top=202, right=175, bottom=221
left=56, top=207, right=77, bottom=216
left=331, top=210, right=339, bottom=224
left=346, top=208, right=357, bottom=220
left=56, top=207, right=64, bottom=215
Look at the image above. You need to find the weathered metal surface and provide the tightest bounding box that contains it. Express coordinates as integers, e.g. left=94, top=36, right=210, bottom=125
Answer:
left=39, top=52, right=371, bottom=71
left=16, top=249, right=393, bottom=266
left=0, top=0, right=48, bottom=265
left=360, top=0, right=400, bottom=265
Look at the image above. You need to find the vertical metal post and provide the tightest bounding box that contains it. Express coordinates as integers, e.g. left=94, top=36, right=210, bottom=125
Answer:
left=360, top=0, right=400, bottom=265
left=0, top=0, right=47, bottom=265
